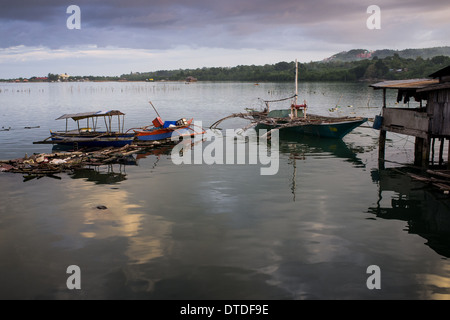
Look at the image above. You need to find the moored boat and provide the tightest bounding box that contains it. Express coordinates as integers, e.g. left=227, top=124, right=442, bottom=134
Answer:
left=255, top=110, right=367, bottom=139
left=235, top=60, right=367, bottom=139
left=34, top=110, right=135, bottom=148
left=134, top=117, right=205, bottom=141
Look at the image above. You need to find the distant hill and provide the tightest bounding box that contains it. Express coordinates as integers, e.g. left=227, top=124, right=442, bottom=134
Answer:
left=325, top=47, right=450, bottom=62
left=4, top=46, right=450, bottom=83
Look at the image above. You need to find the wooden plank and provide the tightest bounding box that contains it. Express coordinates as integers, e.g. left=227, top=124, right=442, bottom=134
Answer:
left=426, top=169, right=450, bottom=179
left=382, top=125, right=429, bottom=139
left=408, top=172, right=431, bottom=183
left=432, top=182, right=450, bottom=194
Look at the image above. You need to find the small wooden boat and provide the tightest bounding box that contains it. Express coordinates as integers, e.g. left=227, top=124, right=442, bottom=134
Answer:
left=134, top=117, right=205, bottom=141
left=34, top=110, right=135, bottom=147
left=258, top=60, right=367, bottom=138
left=255, top=110, right=367, bottom=139
left=214, top=60, right=367, bottom=139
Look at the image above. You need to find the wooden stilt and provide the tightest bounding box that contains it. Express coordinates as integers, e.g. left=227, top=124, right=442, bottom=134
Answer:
left=378, top=88, right=387, bottom=170
left=448, top=139, right=450, bottom=169
left=414, top=137, right=423, bottom=167
left=423, top=137, right=431, bottom=168
left=431, top=138, right=435, bottom=166
left=378, top=130, right=386, bottom=170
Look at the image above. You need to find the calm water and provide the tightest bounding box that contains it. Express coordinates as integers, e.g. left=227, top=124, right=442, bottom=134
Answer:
left=1, top=81, right=450, bottom=300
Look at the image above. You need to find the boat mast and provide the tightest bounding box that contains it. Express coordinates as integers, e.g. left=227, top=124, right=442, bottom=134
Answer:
left=291, top=59, right=299, bottom=119
left=295, top=59, right=306, bottom=119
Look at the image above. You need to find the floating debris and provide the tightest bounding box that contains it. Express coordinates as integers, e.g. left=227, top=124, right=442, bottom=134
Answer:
left=0, top=141, right=176, bottom=179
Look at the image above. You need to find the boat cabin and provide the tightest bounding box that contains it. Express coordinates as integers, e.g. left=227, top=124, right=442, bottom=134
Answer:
left=55, top=110, right=127, bottom=134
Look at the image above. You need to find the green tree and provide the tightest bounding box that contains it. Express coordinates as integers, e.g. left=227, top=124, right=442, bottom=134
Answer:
left=47, top=73, right=58, bottom=81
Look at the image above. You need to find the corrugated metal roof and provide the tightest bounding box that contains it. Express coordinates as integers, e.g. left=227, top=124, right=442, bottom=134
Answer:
left=370, top=79, right=439, bottom=90
left=417, top=82, right=450, bottom=92
left=56, top=110, right=125, bottom=121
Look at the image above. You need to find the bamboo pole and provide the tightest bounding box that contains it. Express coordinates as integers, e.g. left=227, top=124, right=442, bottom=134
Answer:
left=149, top=101, right=161, bottom=118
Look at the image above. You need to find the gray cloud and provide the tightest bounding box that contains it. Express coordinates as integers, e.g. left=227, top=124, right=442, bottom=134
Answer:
left=0, top=0, right=449, bottom=58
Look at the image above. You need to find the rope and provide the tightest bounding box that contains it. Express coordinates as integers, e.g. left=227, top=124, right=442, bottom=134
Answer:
left=261, top=94, right=297, bottom=103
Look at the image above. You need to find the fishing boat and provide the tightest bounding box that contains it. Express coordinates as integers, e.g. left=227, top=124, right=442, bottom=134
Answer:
left=132, top=101, right=205, bottom=141
left=255, top=110, right=368, bottom=139
left=211, top=60, right=367, bottom=139
left=255, top=60, right=367, bottom=138
left=133, top=117, right=204, bottom=141
left=34, top=110, right=135, bottom=147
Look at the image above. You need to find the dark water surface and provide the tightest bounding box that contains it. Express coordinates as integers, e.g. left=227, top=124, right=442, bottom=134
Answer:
left=1, top=81, right=450, bottom=300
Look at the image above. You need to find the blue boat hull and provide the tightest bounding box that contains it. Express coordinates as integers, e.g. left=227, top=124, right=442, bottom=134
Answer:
left=256, top=118, right=367, bottom=139
left=50, top=132, right=135, bottom=147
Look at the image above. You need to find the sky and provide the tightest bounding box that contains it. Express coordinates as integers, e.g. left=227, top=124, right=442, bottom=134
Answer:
left=0, top=0, right=449, bottom=79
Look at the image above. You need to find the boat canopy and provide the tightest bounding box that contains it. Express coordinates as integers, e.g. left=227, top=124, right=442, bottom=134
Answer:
left=56, top=110, right=125, bottom=121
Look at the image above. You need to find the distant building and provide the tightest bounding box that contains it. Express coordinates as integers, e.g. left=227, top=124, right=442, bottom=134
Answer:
left=59, top=73, right=70, bottom=81
left=185, top=76, right=197, bottom=82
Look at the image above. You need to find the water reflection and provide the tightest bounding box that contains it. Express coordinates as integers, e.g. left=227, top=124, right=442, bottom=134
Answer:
left=277, top=132, right=366, bottom=168
left=7, top=81, right=446, bottom=299
left=277, top=132, right=366, bottom=201
left=369, top=168, right=450, bottom=258
left=56, top=146, right=175, bottom=185
left=69, top=166, right=128, bottom=184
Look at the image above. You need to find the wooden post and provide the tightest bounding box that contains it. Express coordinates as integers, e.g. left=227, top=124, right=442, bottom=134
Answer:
left=448, top=139, right=450, bottom=169
left=415, top=137, right=431, bottom=167
left=431, top=138, right=435, bottom=166
left=378, top=88, right=387, bottom=170
left=424, top=137, right=431, bottom=167
left=414, top=137, right=423, bottom=167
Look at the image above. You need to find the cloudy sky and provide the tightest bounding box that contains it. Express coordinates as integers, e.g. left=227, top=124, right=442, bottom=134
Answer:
left=0, top=0, right=449, bottom=78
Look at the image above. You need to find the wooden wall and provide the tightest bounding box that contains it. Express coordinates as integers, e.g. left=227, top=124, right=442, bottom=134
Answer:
left=428, top=89, right=450, bottom=137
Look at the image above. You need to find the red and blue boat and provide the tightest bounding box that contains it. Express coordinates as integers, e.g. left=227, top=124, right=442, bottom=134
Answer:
left=134, top=117, right=204, bottom=141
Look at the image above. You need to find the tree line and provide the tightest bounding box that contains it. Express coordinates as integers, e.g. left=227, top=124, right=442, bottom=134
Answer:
left=4, top=54, right=449, bottom=83
left=119, top=54, right=450, bottom=82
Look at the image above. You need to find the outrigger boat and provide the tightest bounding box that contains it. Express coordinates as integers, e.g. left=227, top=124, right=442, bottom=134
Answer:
left=211, top=60, right=367, bottom=139
left=34, top=110, right=135, bottom=147
left=255, top=60, right=367, bottom=138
